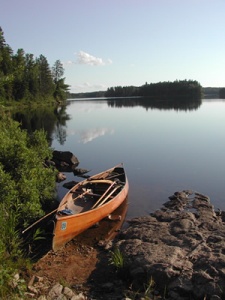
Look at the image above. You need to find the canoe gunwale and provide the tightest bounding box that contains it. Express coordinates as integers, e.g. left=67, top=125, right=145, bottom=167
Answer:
left=55, top=180, right=127, bottom=220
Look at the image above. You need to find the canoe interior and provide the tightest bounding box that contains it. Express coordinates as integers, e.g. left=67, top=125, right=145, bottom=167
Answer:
left=57, top=165, right=126, bottom=216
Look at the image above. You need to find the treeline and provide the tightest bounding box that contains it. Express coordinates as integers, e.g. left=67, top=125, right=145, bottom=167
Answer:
left=0, top=27, right=69, bottom=104
left=69, top=91, right=105, bottom=99
left=105, top=80, right=202, bottom=99
left=219, top=88, right=225, bottom=98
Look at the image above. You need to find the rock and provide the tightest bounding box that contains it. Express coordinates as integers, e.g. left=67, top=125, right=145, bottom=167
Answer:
left=114, top=190, right=225, bottom=299
left=52, top=150, right=79, bottom=167
left=101, top=282, right=114, bottom=292
left=63, top=180, right=79, bottom=189
left=63, top=286, right=75, bottom=298
left=48, top=283, right=63, bottom=299
left=28, top=285, right=38, bottom=294
left=56, top=172, right=67, bottom=182
left=71, top=293, right=87, bottom=300
left=11, top=273, right=20, bottom=288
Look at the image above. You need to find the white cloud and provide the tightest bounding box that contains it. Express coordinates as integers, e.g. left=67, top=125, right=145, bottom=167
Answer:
left=62, top=51, right=112, bottom=69
left=63, top=60, right=74, bottom=67
left=76, top=51, right=112, bottom=66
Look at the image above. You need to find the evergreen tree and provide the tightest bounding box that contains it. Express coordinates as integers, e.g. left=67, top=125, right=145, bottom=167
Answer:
left=52, top=59, right=69, bottom=101
left=37, top=54, right=54, bottom=99
left=12, top=48, right=26, bottom=100
left=52, top=59, right=64, bottom=83
left=25, top=53, right=39, bottom=99
left=0, top=27, right=14, bottom=101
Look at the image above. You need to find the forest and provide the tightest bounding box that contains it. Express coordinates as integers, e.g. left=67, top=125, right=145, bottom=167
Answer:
left=0, top=27, right=69, bottom=104
left=105, top=80, right=202, bottom=99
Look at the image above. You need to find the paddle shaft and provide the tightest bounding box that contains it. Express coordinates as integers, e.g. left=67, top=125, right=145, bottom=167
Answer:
left=22, top=189, right=90, bottom=234
left=95, top=185, right=121, bottom=208
left=22, top=208, right=58, bottom=234
left=91, top=181, right=116, bottom=209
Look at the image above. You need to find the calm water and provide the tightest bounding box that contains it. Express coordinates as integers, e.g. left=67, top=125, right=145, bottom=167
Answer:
left=48, top=98, right=225, bottom=219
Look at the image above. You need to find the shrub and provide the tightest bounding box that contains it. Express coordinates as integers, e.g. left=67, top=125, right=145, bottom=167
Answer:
left=0, top=115, right=57, bottom=298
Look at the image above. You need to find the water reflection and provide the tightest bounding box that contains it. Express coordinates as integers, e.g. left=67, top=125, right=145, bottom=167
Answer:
left=12, top=96, right=202, bottom=148
left=107, top=96, right=202, bottom=111
left=79, top=127, right=114, bottom=144
left=12, top=105, right=70, bottom=145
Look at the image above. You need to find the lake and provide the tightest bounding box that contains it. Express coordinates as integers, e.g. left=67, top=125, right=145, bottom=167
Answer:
left=46, top=97, right=225, bottom=219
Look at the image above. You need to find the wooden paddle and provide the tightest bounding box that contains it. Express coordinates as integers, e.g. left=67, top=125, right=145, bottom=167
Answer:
left=95, top=185, right=121, bottom=208
left=91, top=181, right=116, bottom=209
left=22, top=209, right=58, bottom=234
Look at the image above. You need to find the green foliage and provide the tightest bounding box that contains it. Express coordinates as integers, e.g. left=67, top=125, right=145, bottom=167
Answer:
left=0, top=263, right=27, bottom=299
left=52, top=60, right=70, bottom=102
left=143, top=277, right=155, bottom=299
left=109, top=247, right=127, bottom=271
left=0, top=116, right=57, bottom=297
left=53, top=78, right=70, bottom=102
left=0, top=27, right=68, bottom=104
left=0, top=117, right=56, bottom=226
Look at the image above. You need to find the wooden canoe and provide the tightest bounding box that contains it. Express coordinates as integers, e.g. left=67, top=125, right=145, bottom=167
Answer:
left=52, top=163, right=129, bottom=251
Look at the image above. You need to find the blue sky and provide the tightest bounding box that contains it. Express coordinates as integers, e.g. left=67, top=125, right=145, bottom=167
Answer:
left=1, top=0, right=225, bottom=92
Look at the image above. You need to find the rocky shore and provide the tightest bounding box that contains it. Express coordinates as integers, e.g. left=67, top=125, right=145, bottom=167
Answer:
left=25, top=190, right=225, bottom=300
left=115, top=190, right=225, bottom=299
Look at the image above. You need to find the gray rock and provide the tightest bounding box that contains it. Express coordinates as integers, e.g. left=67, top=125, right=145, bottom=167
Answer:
left=114, top=190, right=225, bottom=299
left=63, top=286, right=75, bottom=298
left=48, top=283, right=63, bottom=299
left=71, top=293, right=87, bottom=300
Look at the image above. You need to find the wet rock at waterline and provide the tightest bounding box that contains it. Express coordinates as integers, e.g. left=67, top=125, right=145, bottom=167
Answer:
left=45, top=150, right=90, bottom=182
left=52, top=150, right=79, bottom=167
left=115, top=190, right=225, bottom=299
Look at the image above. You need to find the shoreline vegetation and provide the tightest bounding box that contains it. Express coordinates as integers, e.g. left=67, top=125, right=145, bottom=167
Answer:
left=1, top=24, right=225, bottom=299
left=0, top=26, right=68, bottom=299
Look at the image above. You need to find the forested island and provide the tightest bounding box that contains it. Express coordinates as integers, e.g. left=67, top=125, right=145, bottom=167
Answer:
left=105, top=80, right=202, bottom=98
left=70, top=84, right=225, bottom=100
left=69, top=80, right=203, bottom=99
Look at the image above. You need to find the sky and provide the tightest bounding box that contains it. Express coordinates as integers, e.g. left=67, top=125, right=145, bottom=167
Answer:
left=1, top=0, right=225, bottom=93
